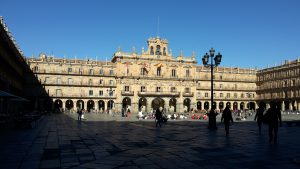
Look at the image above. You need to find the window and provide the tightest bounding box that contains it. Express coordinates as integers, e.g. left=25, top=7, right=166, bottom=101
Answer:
left=156, top=87, right=161, bottom=92
left=184, top=88, right=190, bottom=93
left=205, top=93, right=208, bottom=97
left=68, top=68, right=72, bottom=73
left=171, top=87, right=176, bottom=93
left=220, top=93, right=223, bottom=97
left=213, top=93, right=216, bottom=98
left=89, top=90, right=93, bottom=96
left=220, top=84, right=223, bottom=89
left=88, top=79, right=93, bottom=85
left=234, top=93, right=237, bottom=98
left=99, top=69, right=104, bottom=75
left=68, top=78, right=73, bottom=85
left=109, top=80, right=114, bottom=85
left=108, top=90, right=114, bottom=96
left=109, top=70, right=114, bottom=75
left=89, top=69, right=94, bottom=75
left=186, top=69, right=190, bottom=77
left=79, top=68, right=83, bottom=75
left=57, top=78, right=61, bottom=84
left=56, top=89, right=62, bottom=96
left=99, top=79, right=104, bottom=85
left=157, top=67, right=161, bottom=76
left=150, top=46, right=154, bottom=55
left=99, top=90, right=103, bottom=96
left=125, top=86, right=130, bottom=91
left=141, top=86, right=146, bottom=92
left=241, top=93, right=244, bottom=98
left=171, top=69, right=176, bottom=77
left=226, top=93, right=230, bottom=98
left=220, top=75, right=223, bottom=80
left=33, top=66, right=39, bottom=72
left=44, top=77, right=49, bottom=83
left=140, top=68, right=146, bottom=75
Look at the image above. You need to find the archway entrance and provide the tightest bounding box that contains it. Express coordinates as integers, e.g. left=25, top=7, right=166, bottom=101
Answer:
left=54, top=99, right=63, bottom=112
left=212, top=101, right=216, bottom=110
left=240, top=102, right=244, bottom=110
left=76, top=100, right=84, bottom=110
left=65, top=100, right=74, bottom=110
left=183, top=98, right=191, bottom=112
left=107, top=100, right=114, bottom=110
left=169, top=98, right=177, bottom=112
left=219, top=102, right=224, bottom=110
left=197, top=101, right=202, bottom=110
left=122, top=97, right=132, bottom=111
left=138, top=98, right=147, bottom=112
left=233, top=102, right=238, bottom=111
left=226, top=102, right=231, bottom=109
left=151, top=98, right=165, bottom=111
left=204, top=101, right=209, bottom=110
left=87, top=100, right=94, bottom=112
left=249, top=102, right=256, bottom=110
left=98, top=100, right=105, bottom=112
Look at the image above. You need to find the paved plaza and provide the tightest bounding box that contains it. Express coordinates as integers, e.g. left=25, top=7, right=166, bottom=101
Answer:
left=0, top=113, right=300, bottom=169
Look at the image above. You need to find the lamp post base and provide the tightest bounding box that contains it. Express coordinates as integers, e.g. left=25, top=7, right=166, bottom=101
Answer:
left=208, top=111, right=217, bottom=130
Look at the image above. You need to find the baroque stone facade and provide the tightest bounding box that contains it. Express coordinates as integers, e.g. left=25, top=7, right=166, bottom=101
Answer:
left=26, top=37, right=257, bottom=114
left=256, top=59, right=300, bottom=111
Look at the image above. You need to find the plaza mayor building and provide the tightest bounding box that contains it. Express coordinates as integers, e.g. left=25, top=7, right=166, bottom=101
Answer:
left=26, top=37, right=259, bottom=114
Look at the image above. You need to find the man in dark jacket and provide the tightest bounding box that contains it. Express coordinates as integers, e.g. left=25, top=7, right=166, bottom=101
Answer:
left=265, top=102, right=282, bottom=144
left=254, top=103, right=265, bottom=134
left=221, top=106, right=234, bottom=136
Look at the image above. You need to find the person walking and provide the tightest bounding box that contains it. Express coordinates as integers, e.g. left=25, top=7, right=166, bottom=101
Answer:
left=77, top=108, right=82, bottom=121
left=155, top=107, right=163, bottom=128
left=221, top=106, right=234, bottom=136
left=254, top=103, right=265, bottom=134
left=264, top=102, right=282, bottom=144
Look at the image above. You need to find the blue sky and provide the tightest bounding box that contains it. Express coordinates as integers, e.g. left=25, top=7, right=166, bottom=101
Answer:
left=1, top=0, right=300, bottom=68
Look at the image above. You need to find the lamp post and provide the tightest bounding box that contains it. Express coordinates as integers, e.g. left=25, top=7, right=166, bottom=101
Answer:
left=202, top=48, right=222, bottom=129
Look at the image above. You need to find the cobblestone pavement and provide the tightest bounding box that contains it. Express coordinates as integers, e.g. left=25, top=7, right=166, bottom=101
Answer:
left=0, top=113, right=300, bottom=169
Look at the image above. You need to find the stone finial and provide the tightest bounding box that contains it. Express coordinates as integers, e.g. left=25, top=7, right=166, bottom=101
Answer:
left=192, top=51, right=195, bottom=59
left=180, top=49, right=183, bottom=57
left=117, top=46, right=122, bottom=52
left=142, top=47, right=144, bottom=54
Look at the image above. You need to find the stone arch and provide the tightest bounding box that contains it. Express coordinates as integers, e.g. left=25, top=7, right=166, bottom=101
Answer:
left=169, top=98, right=177, bottom=113
left=98, top=100, right=105, bottom=112
left=54, top=99, right=63, bottom=113
left=240, top=102, right=245, bottom=110
left=76, top=100, right=84, bottom=110
left=87, top=100, right=94, bottom=112
left=183, top=98, right=191, bottom=112
left=219, top=102, right=224, bottom=110
left=122, top=97, right=131, bottom=111
left=65, top=100, right=74, bottom=110
left=204, top=101, right=209, bottom=110
left=107, top=100, right=114, bottom=110
left=138, top=97, right=147, bottom=112
left=233, top=102, right=238, bottom=111
left=197, top=101, right=202, bottom=110
left=151, top=97, right=165, bottom=110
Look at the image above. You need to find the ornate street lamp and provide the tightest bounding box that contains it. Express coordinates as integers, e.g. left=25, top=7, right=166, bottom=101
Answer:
left=202, top=48, right=222, bottom=129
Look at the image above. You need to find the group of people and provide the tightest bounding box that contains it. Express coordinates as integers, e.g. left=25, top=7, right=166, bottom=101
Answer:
left=219, top=103, right=282, bottom=143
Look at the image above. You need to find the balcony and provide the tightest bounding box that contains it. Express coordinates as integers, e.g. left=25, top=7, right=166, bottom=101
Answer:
left=182, top=92, right=194, bottom=97
left=121, top=91, right=134, bottom=96
left=50, top=94, right=117, bottom=99
left=138, top=91, right=180, bottom=97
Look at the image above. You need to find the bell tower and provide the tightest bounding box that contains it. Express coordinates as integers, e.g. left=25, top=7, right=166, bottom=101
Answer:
left=146, top=37, right=170, bottom=57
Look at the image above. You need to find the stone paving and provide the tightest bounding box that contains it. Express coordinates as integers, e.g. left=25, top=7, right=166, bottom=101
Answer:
left=0, top=113, right=300, bottom=169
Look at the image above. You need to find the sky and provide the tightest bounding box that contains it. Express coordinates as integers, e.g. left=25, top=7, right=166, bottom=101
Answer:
left=1, top=0, right=300, bottom=69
